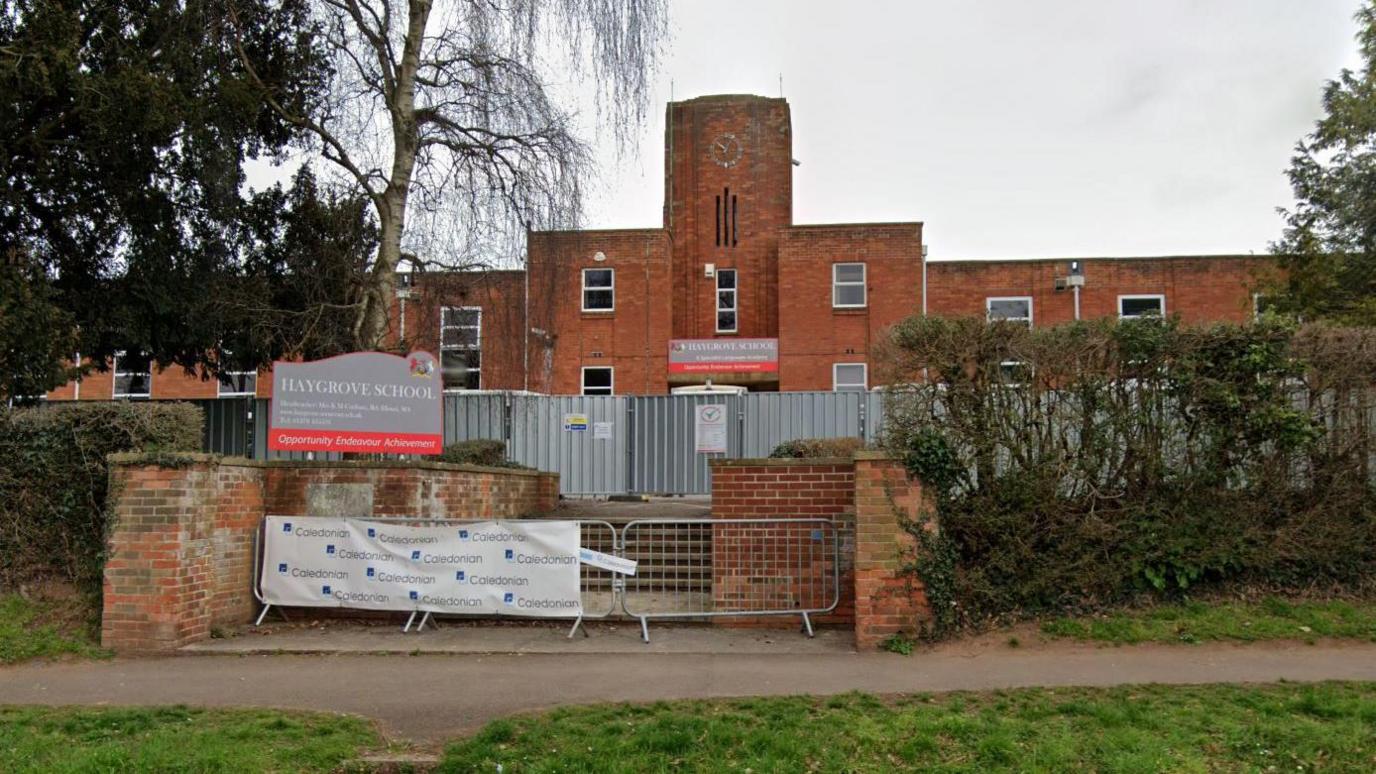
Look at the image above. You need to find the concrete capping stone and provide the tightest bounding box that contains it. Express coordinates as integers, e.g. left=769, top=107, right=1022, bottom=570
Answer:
left=852, top=451, right=899, bottom=462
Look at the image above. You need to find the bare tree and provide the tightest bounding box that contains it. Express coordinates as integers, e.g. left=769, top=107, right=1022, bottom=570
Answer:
left=231, top=0, right=667, bottom=350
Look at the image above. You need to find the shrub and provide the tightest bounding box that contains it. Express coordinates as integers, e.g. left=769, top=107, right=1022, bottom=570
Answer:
left=769, top=437, right=867, bottom=459
left=0, top=402, right=203, bottom=593
left=878, top=317, right=1376, bottom=636
left=439, top=439, right=527, bottom=468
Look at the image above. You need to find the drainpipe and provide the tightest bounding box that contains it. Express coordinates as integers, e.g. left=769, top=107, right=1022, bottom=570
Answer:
left=921, top=243, right=928, bottom=317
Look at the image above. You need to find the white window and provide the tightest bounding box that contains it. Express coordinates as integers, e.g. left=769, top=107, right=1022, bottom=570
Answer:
left=581, top=366, right=613, bottom=396
left=716, top=269, right=738, bottom=333
left=833, top=363, right=867, bottom=392
left=1118, top=294, right=1165, bottom=319
left=582, top=268, right=614, bottom=312
left=986, top=297, right=1033, bottom=327
left=112, top=351, right=151, bottom=399
left=217, top=371, right=257, bottom=397
left=832, top=263, right=867, bottom=308
left=441, top=306, right=481, bottom=391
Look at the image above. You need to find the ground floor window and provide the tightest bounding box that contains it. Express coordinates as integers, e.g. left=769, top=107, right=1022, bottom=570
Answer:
left=581, top=366, right=613, bottom=395
left=833, top=363, right=867, bottom=392
left=1119, top=294, right=1165, bottom=319
left=113, top=351, right=151, bottom=399
left=441, top=306, right=482, bottom=390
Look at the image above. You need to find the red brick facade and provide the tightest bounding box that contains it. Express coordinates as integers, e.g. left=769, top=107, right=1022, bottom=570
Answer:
left=43, top=94, right=1278, bottom=400
left=101, top=454, right=559, bottom=652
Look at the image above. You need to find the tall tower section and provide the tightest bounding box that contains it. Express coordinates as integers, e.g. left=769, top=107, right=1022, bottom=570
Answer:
left=663, top=95, right=793, bottom=340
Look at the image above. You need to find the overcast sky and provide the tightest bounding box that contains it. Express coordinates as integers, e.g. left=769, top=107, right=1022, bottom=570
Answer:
left=576, top=0, right=1366, bottom=260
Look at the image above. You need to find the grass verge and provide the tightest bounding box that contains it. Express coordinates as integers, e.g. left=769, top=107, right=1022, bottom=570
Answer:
left=0, top=705, right=380, bottom=773
left=1040, top=597, right=1376, bottom=645
left=0, top=592, right=107, bottom=664
left=441, top=682, right=1376, bottom=773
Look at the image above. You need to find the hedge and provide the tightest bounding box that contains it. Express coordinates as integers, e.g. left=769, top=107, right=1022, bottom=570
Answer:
left=439, top=439, right=529, bottom=469
left=0, top=402, right=203, bottom=593
left=769, top=437, right=867, bottom=459
left=879, top=317, right=1376, bottom=636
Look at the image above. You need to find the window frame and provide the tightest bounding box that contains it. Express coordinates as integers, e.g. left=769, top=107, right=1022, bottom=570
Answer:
left=716, top=268, right=738, bottom=333
left=832, top=362, right=868, bottom=392
left=985, top=296, right=1034, bottom=328
left=1118, top=294, right=1166, bottom=320
left=581, top=268, right=615, bottom=313
left=832, top=262, right=867, bottom=309
left=112, top=350, right=152, bottom=400
left=581, top=366, right=614, bottom=396
left=217, top=371, right=258, bottom=397
left=440, top=305, right=483, bottom=392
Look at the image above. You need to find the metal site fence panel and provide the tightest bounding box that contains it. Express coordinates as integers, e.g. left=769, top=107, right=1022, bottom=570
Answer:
left=739, top=391, right=873, bottom=457
left=619, top=517, right=840, bottom=642
left=252, top=516, right=620, bottom=633
left=442, top=392, right=507, bottom=443
left=197, top=390, right=891, bottom=494
left=509, top=394, right=628, bottom=495
left=628, top=394, right=745, bottom=495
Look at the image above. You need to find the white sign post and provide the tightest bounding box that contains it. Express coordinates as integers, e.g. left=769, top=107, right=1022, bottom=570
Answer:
left=694, top=403, right=729, bottom=454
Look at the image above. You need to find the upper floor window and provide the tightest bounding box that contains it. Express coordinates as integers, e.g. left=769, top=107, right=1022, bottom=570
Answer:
left=218, top=371, right=257, bottom=397
left=582, top=268, right=614, bottom=312
left=113, top=351, right=151, bottom=399
left=987, top=297, right=1033, bottom=327
left=441, top=306, right=481, bottom=391
left=717, top=269, right=738, bottom=333
left=1119, top=294, right=1165, bottom=319
left=582, top=366, right=613, bottom=396
left=833, top=363, right=868, bottom=392
left=833, top=263, right=867, bottom=308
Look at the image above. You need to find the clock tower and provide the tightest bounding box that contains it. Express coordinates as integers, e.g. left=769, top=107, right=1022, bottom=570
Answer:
left=664, top=95, right=793, bottom=344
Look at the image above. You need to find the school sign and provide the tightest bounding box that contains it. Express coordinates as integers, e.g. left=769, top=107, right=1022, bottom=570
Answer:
left=268, top=351, right=444, bottom=455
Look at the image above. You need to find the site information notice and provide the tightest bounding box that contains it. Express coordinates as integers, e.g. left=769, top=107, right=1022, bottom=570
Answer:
left=268, top=351, right=444, bottom=455
left=261, top=516, right=582, bottom=617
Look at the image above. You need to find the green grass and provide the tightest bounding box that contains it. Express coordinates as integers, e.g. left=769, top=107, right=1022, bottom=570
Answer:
left=440, top=683, right=1376, bottom=773
left=0, top=705, right=380, bottom=773
left=1040, top=597, right=1376, bottom=645
left=0, top=593, right=107, bottom=664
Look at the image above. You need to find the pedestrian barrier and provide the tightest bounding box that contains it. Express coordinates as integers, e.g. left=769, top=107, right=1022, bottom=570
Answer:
left=252, top=516, right=840, bottom=643
left=621, top=518, right=840, bottom=643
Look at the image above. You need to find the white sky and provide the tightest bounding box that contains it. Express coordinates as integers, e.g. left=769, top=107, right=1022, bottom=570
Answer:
left=576, top=0, right=1367, bottom=260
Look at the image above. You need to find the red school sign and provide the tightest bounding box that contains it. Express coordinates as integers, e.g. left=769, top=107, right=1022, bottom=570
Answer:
left=667, top=339, right=779, bottom=374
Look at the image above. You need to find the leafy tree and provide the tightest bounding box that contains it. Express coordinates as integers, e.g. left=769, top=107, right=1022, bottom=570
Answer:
left=0, top=256, right=79, bottom=403
left=229, top=0, right=669, bottom=350
left=0, top=0, right=329, bottom=389
left=1271, top=3, right=1376, bottom=324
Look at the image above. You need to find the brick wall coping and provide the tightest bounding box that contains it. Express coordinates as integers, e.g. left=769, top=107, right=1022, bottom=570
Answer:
left=853, top=450, right=900, bottom=461
left=709, top=457, right=854, bottom=468
left=107, top=451, right=550, bottom=478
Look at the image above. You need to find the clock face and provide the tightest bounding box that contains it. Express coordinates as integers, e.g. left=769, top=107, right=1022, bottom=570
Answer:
left=710, top=133, right=743, bottom=167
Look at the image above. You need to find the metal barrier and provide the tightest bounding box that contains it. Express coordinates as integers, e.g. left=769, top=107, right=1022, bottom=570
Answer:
left=620, top=518, right=841, bottom=643
left=251, top=516, right=619, bottom=637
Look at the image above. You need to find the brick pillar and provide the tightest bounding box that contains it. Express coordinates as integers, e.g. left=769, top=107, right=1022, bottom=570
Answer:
left=852, top=451, right=933, bottom=649
left=535, top=473, right=560, bottom=512
left=102, top=461, right=215, bottom=652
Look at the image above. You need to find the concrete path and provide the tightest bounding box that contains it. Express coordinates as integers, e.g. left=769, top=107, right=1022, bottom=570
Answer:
left=5, top=637, right=1376, bottom=745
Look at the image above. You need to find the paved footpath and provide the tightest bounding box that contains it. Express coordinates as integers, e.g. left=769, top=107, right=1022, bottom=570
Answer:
left=4, top=641, right=1376, bottom=744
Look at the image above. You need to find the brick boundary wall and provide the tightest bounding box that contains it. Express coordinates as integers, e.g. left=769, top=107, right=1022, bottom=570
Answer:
left=709, top=453, right=933, bottom=648
left=710, top=458, right=856, bottom=627
left=102, top=454, right=559, bottom=653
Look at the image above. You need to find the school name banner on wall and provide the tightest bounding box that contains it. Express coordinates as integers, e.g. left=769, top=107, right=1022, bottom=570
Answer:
left=261, top=516, right=581, bottom=617
left=268, top=351, right=443, bottom=455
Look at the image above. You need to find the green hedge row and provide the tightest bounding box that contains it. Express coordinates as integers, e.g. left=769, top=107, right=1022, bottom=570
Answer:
left=0, top=402, right=203, bottom=592
left=880, top=317, right=1376, bottom=636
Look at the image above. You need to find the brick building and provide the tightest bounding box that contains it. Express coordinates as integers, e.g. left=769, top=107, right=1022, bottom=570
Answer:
left=42, top=94, right=1276, bottom=401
